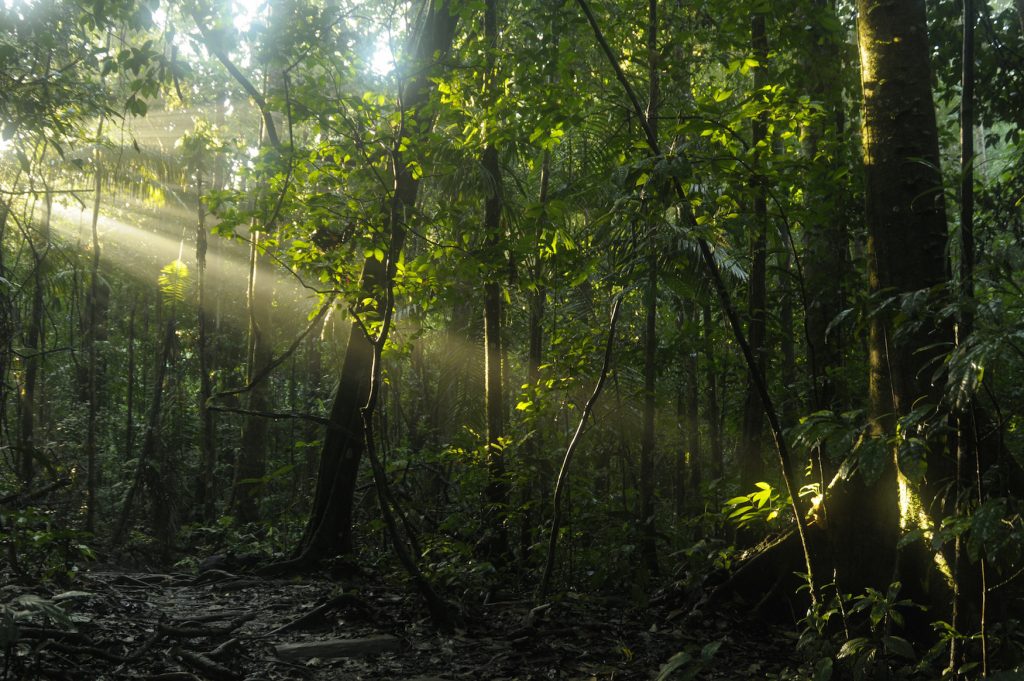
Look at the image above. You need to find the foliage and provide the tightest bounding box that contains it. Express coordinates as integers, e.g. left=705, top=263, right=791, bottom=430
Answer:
left=724, top=482, right=788, bottom=529
left=0, top=0, right=1021, bottom=676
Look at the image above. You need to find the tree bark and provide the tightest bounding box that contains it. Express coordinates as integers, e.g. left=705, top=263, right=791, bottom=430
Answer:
left=84, top=121, right=105, bottom=533
left=19, top=189, right=51, bottom=485
left=683, top=300, right=701, bottom=505
left=739, top=11, right=769, bottom=493
left=480, top=0, right=510, bottom=560
left=703, top=301, right=723, bottom=481
left=234, top=228, right=273, bottom=523
left=195, top=169, right=217, bottom=522
left=112, top=317, right=176, bottom=548
left=801, top=0, right=848, bottom=416
left=852, top=0, right=950, bottom=600
left=292, top=0, right=458, bottom=564
left=637, top=0, right=660, bottom=579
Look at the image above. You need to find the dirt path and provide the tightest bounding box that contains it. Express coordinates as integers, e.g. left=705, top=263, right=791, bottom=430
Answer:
left=3, top=566, right=800, bottom=680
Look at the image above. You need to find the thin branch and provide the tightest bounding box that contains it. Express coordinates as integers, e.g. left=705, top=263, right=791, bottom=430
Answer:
left=190, top=9, right=281, bottom=149
left=539, top=295, right=622, bottom=602
left=207, top=405, right=330, bottom=425
left=213, top=295, right=335, bottom=399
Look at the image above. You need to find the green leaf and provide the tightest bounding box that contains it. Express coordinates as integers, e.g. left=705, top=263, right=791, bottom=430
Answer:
left=813, top=657, right=833, bottom=681
left=882, top=635, right=916, bottom=660
left=655, top=651, right=693, bottom=681
left=158, top=259, right=190, bottom=303
left=713, top=89, right=732, bottom=103
left=837, top=637, right=871, bottom=659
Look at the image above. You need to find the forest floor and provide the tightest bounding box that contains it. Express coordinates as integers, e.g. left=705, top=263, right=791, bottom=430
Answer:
left=4, top=561, right=803, bottom=680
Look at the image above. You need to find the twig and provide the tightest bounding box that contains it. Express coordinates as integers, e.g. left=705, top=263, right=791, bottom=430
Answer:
left=169, top=646, right=242, bottom=681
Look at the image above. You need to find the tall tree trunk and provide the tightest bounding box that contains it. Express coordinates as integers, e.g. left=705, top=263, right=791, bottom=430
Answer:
left=778, top=248, right=796, bottom=428
left=0, top=200, right=10, bottom=445
left=703, top=301, right=723, bottom=481
left=683, top=300, right=701, bottom=505
left=19, top=189, right=51, bottom=485
left=481, top=0, right=509, bottom=560
left=846, top=0, right=950, bottom=600
left=801, top=0, right=848, bottom=415
left=125, top=300, right=136, bottom=461
left=739, top=11, right=769, bottom=493
left=234, top=228, right=273, bottom=523
left=84, top=119, right=106, bottom=534
left=112, top=317, right=175, bottom=547
left=195, top=170, right=217, bottom=522
left=292, top=0, right=458, bottom=564
left=953, top=1, right=981, bottom=670
left=637, top=0, right=660, bottom=579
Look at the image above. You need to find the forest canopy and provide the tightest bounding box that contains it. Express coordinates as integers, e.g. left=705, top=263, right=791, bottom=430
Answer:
left=1, top=0, right=1023, bottom=678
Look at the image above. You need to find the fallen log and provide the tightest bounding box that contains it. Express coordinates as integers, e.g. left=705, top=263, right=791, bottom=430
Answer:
left=274, top=635, right=401, bottom=660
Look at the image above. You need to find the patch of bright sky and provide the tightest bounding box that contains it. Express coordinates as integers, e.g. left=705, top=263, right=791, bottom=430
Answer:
left=370, top=35, right=396, bottom=76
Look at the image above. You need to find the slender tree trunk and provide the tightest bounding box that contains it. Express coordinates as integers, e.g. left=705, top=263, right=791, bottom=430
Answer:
left=84, top=119, right=105, bottom=533
left=234, top=228, right=273, bottom=523
left=778, top=248, right=796, bottom=428
left=195, top=170, right=217, bottom=522
left=739, top=11, right=768, bottom=493
left=953, top=1, right=983, bottom=670
left=637, top=0, right=660, bottom=578
left=19, top=189, right=51, bottom=485
left=703, top=301, right=723, bottom=481
left=480, top=0, right=509, bottom=560
left=801, top=0, right=848, bottom=416
left=112, top=317, right=175, bottom=547
left=0, top=200, right=10, bottom=445
left=683, top=300, right=701, bottom=505
left=292, top=0, right=458, bottom=564
left=125, top=301, right=136, bottom=461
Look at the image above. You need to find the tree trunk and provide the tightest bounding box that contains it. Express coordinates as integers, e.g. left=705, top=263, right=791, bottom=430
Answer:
left=112, top=317, right=176, bottom=548
left=850, top=0, right=950, bottom=600
left=196, top=170, right=217, bottom=522
left=125, top=300, right=136, bottom=462
left=739, top=11, right=769, bottom=493
left=19, top=189, right=51, bottom=485
left=637, top=0, right=660, bottom=579
left=84, top=124, right=105, bottom=533
left=480, top=0, right=509, bottom=560
left=801, top=0, right=848, bottom=416
left=292, top=0, right=458, bottom=564
left=683, top=300, right=701, bottom=505
left=703, top=301, right=723, bottom=481
left=234, top=228, right=273, bottom=523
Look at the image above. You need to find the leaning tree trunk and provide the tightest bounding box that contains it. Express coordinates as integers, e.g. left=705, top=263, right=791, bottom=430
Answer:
left=292, top=0, right=458, bottom=564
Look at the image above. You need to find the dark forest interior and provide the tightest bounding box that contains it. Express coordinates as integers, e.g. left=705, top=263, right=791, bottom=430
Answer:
left=1, top=0, right=1023, bottom=678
